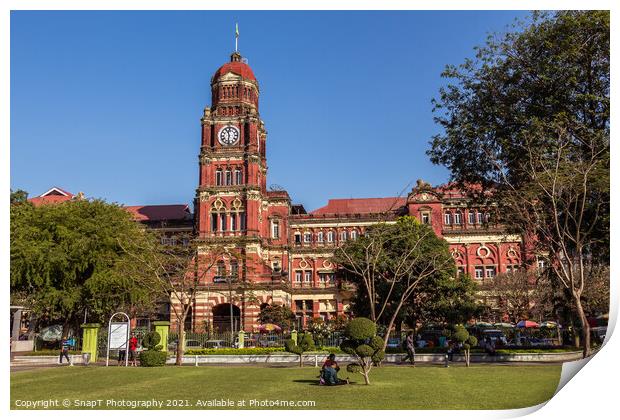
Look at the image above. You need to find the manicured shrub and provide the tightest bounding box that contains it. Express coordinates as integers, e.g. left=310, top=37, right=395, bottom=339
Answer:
left=139, top=350, right=167, bottom=367
left=142, top=331, right=163, bottom=351
left=345, top=318, right=377, bottom=340
left=339, top=317, right=384, bottom=385
left=285, top=332, right=315, bottom=367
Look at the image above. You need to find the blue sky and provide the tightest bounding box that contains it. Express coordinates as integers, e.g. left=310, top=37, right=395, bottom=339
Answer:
left=11, top=10, right=529, bottom=211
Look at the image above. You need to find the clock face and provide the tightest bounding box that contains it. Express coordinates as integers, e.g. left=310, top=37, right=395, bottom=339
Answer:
left=218, top=125, right=240, bottom=146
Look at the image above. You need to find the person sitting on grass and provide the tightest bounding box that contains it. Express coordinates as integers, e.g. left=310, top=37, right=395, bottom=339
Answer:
left=320, top=354, right=348, bottom=385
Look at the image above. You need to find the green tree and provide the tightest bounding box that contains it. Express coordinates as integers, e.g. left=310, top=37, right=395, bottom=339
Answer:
left=404, top=274, right=483, bottom=330
left=10, top=199, right=155, bottom=336
left=427, top=11, right=609, bottom=358
left=340, top=318, right=385, bottom=385
left=450, top=325, right=478, bottom=367
left=333, top=216, right=455, bottom=348
left=285, top=332, right=315, bottom=367
left=257, top=304, right=296, bottom=331
left=10, top=189, right=29, bottom=205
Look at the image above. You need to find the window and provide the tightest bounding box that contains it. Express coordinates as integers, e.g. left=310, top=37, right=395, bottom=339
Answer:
left=485, top=266, right=496, bottom=278
left=340, top=230, right=348, bottom=242
left=215, top=170, right=223, bottom=186
left=225, top=170, right=232, bottom=186
left=454, top=212, right=462, bottom=225
left=444, top=212, right=452, bottom=225
left=327, top=231, right=334, bottom=243
left=537, top=259, right=547, bottom=270
left=304, top=271, right=312, bottom=284
left=506, top=265, right=519, bottom=273
left=220, top=214, right=227, bottom=231
left=235, top=169, right=242, bottom=185
left=304, top=232, right=312, bottom=243
left=216, top=261, right=226, bottom=278
left=271, top=220, right=280, bottom=239
left=457, top=267, right=465, bottom=277
left=239, top=212, right=246, bottom=231
left=181, top=237, right=190, bottom=247
left=294, top=271, right=302, bottom=285
left=477, top=212, right=484, bottom=224
left=294, top=233, right=301, bottom=245
left=230, top=213, right=237, bottom=231
left=211, top=213, right=218, bottom=231
left=468, top=211, right=475, bottom=225
left=350, top=230, right=358, bottom=240
left=230, top=260, right=239, bottom=278
left=319, top=273, right=326, bottom=286
left=485, top=212, right=491, bottom=223
left=421, top=212, right=430, bottom=225
left=474, top=267, right=484, bottom=279
left=317, top=232, right=324, bottom=243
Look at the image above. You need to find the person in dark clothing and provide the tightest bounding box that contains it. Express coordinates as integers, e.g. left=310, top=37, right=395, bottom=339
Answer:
left=59, top=336, right=71, bottom=364
left=402, top=331, right=416, bottom=366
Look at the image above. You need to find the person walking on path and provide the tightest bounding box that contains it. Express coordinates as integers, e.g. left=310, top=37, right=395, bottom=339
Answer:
left=58, top=336, right=72, bottom=365
left=402, top=331, right=416, bottom=366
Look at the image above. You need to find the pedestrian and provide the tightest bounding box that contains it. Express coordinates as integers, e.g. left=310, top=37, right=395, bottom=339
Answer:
left=128, top=332, right=139, bottom=367
left=58, top=336, right=71, bottom=365
left=402, top=331, right=416, bottom=366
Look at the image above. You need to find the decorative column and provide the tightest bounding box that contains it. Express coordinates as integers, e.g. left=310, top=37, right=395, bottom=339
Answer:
left=81, top=323, right=101, bottom=361
left=238, top=330, right=245, bottom=348
left=153, top=321, right=170, bottom=353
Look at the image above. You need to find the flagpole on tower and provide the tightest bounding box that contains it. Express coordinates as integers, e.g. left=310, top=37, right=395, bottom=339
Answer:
left=235, top=23, right=239, bottom=52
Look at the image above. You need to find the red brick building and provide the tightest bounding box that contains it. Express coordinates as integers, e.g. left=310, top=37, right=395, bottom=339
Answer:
left=189, top=51, right=528, bottom=333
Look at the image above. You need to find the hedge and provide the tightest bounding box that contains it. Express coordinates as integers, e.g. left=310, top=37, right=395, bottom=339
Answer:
left=139, top=350, right=167, bottom=367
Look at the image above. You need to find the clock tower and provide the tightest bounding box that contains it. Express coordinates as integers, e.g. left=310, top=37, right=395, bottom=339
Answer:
left=193, top=51, right=291, bottom=332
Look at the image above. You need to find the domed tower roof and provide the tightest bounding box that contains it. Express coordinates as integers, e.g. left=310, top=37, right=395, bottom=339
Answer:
left=212, top=52, right=256, bottom=82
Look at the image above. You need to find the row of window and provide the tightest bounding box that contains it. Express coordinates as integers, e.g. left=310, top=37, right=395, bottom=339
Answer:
left=292, top=229, right=358, bottom=244
left=160, top=236, right=190, bottom=246
left=215, top=260, right=239, bottom=280
left=444, top=211, right=491, bottom=226
left=215, top=168, right=243, bottom=186
left=457, top=264, right=521, bottom=279
left=216, top=85, right=256, bottom=101
left=293, top=271, right=335, bottom=286
left=211, top=212, right=246, bottom=232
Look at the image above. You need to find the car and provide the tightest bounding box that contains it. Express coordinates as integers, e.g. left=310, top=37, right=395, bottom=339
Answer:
left=481, top=329, right=508, bottom=346
left=386, top=338, right=402, bottom=349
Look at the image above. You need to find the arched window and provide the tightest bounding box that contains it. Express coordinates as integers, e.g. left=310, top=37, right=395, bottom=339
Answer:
left=317, top=231, right=324, bottom=243
left=225, top=170, right=232, bottom=186
left=454, top=211, right=462, bottom=225
left=220, top=213, right=227, bottom=231
left=215, top=169, right=223, bottom=186
left=468, top=211, right=476, bottom=225
left=340, top=230, right=348, bottom=241
left=327, top=231, right=334, bottom=243
left=444, top=212, right=452, bottom=225
left=216, top=261, right=226, bottom=278
left=230, top=213, right=237, bottom=231
left=235, top=169, right=242, bottom=185
left=304, top=232, right=312, bottom=244
left=350, top=230, right=358, bottom=240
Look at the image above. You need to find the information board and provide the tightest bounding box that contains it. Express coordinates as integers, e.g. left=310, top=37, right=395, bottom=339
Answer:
left=109, top=322, right=129, bottom=350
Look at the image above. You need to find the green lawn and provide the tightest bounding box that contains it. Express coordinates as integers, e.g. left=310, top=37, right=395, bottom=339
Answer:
left=11, top=364, right=561, bottom=410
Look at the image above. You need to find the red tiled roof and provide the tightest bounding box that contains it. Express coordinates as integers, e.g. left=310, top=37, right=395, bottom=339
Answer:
left=213, top=61, right=256, bottom=81
left=29, top=187, right=75, bottom=206
left=29, top=195, right=73, bottom=206
left=125, top=204, right=191, bottom=222
left=311, top=197, right=407, bottom=215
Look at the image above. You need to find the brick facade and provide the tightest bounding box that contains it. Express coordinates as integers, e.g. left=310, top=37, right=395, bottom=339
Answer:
left=190, top=52, right=527, bottom=333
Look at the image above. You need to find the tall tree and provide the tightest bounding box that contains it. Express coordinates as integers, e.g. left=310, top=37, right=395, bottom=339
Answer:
left=333, top=216, right=455, bottom=348
left=118, top=237, right=232, bottom=365
left=10, top=199, right=154, bottom=336
left=491, top=271, right=536, bottom=323
left=428, top=11, right=609, bottom=358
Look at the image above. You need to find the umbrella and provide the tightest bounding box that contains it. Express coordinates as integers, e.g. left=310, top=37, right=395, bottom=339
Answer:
left=258, top=323, right=282, bottom=332
left=516, top=320, right=539, bottom=328
left=494, top=323, right=515, bottom=328
left=540, top=321, right=559, bottom=328
left=474, top=322, right=494, bottom=328
left=39, top=324, right=63, bottom=341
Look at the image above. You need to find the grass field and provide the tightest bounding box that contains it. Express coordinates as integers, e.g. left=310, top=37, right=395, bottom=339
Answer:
left=11, top=364, right=561, bottom=410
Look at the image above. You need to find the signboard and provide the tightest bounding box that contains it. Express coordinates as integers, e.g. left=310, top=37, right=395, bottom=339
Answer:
left=109, top=322, right=129, bottom=350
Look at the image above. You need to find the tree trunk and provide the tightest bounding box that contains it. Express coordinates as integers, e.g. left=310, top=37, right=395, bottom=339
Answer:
left=362, top=368, right=370, bottom=385
left=573, top=294, right=592, bottom=358
left=299, top=354, right=303, bottom=367
left=465, top=349, right=470, bottom=367
left=176, top=320, right=185, bottom=366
